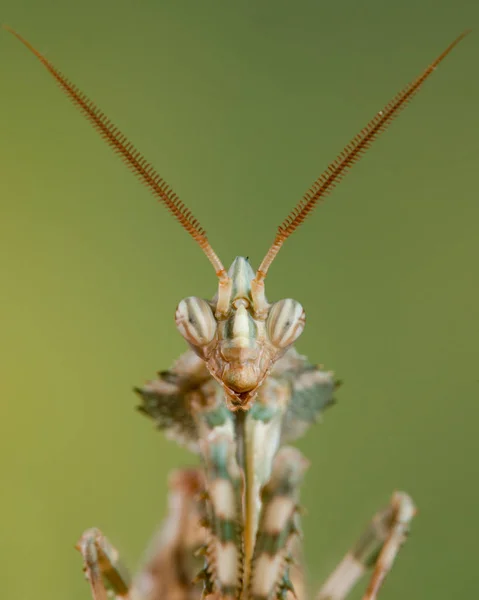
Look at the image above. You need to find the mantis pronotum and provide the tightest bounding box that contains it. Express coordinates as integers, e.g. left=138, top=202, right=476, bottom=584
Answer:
left=6, top=26, right=468, bottom=600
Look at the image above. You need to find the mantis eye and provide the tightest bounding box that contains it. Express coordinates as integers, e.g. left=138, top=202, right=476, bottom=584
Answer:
left=175, top=297, right=217, bottom=346
left=267, top=299, right=305, bottom=348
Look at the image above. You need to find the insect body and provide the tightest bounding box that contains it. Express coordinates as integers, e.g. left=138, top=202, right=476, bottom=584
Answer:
left=6, top=26, right=468, bottom=600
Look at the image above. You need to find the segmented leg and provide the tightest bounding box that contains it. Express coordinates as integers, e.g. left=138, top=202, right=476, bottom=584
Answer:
left=76, top=528, right=131, bottom=600
left=199, top=429, right=244, bottom=600
left=132, top=468, right=206, bottom=600
left=316, top=492, right=416, bottom=600
left=361, top=492, right=416, bottom=600
left=243, top=376, right=291, bottom=586
left=286, top=536, right=306, bottom=600
left=248, top=446, right=309, bottom=600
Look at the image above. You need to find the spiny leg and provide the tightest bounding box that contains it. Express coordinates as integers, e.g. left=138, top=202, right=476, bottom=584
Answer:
left=316, top=492, right=416, bottom=600
left=361, top=492, right=416, bottom=600
left=243, top=376, right=291, bottom=585
left=287, top=535, right=306, bottom=600
left=76, top=528, right=131, bottom=600
left=248, top=446, right=310, bottom=600
left=199, top=429, right=244, bottom=600
left=132, top=468, right=206, bottom=600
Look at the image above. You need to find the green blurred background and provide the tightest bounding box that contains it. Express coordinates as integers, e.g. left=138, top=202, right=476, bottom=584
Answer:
left=1, top=1, right=478, bottom=598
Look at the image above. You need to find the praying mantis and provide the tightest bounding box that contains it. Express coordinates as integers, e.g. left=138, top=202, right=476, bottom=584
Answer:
left=5, top=26, right=469, bottom=600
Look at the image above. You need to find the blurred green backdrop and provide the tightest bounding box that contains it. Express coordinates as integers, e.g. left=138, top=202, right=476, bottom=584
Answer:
left=1, top=1, right=478, bottom=598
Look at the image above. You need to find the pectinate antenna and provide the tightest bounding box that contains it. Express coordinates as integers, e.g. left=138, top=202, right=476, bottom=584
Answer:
left=5, top=26, right=228, bottom=281
left=255, top=31, right=470, bottom=283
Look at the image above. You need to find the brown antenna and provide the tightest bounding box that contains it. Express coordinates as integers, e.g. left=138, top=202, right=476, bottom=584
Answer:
left=255, top=31, right=470, bottom=281
left=5, top=26, right=227, bottom=280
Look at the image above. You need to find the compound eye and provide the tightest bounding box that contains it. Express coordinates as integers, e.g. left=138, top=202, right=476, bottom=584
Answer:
left=266, top=298, right=305, bottom=348
left=175, top=297, right=217, bottom=346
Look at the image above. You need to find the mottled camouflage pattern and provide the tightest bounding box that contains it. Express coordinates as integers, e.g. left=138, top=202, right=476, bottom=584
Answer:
left=248, top=447, right=309, bottom=600
left=136, top=347, right=337, bottom=452
left=135, top=346, right=336, bottom=599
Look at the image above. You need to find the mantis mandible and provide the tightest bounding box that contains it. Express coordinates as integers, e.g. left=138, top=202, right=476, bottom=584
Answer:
left=5, top=26, right=469, bottom=600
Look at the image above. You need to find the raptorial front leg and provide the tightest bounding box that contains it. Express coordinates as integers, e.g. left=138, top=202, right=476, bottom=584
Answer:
left=77, top=468, right=206, bottom=600
left=316, top=492, right=416, bottom=600
left=248, top=446, right=310, bottom=600
left=199, top=429, right=244, bottom=600
left=132, top=467, right=206, bottom=600
left=76, top=528, right=131, bottom=600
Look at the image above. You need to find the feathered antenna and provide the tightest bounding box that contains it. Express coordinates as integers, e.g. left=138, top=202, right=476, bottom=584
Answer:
left=4, top=26, right=227, bottom=280
left=255, top=30, right=470, bottom=282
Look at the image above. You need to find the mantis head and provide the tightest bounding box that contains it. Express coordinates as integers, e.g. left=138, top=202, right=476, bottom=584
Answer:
left=175, top=256, right=305, bottom=409
left=6, top=25, right=469, bottom=409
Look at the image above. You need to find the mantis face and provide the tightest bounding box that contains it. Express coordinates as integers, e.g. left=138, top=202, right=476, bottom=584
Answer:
left=175, top=256, right=305, bottom=409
